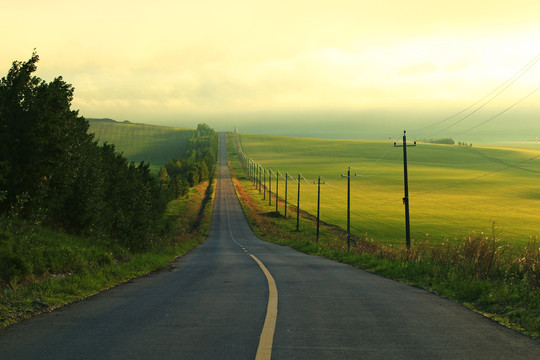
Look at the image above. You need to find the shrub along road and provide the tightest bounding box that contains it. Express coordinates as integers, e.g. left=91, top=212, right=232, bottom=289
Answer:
left=1, top=133, right=539, bottom=359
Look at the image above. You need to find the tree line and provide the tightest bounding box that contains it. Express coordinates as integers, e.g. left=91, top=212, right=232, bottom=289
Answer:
left=158, top=123, right=218, bottom=199
left=0, top=53, right=217, bottom=252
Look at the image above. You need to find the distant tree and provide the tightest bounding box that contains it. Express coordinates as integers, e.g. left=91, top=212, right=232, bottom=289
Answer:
left=179, top=178, right=189, bottom=197
left=188, top=163, right=200, bottom=186
left=197, top=161, right=209, bottom=182
left=168, top=175, right=189, bottom=199
left=423, top=138, right=455, bottom=145
left=165, top=159, right=183, bottom=178
left=158, top=167, right=170, bottom=188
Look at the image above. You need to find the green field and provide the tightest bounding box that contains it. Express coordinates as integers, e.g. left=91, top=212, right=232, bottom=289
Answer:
left=238, top=134, right=540, bottom=247
left=88, top=120, right=194, bottom=172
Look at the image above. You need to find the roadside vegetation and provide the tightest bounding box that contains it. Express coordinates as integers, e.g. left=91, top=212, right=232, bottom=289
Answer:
left=0, top=54, right=217, bottom=330
left=0, top=181, right=215, bottom=330
left=227, top=133, right=540, bottom=340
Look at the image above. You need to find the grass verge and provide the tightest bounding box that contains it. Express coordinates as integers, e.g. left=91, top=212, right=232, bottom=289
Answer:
left=0, top=178, right=215, bottom=331
left=227, top=132, right=540, bottom=340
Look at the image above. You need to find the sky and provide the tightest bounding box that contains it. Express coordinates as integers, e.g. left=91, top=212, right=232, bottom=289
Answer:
left=2, top=0, right=540, bottom=138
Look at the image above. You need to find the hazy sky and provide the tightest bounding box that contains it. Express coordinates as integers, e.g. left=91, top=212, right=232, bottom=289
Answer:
left=2, top=0, right=539, bottom=128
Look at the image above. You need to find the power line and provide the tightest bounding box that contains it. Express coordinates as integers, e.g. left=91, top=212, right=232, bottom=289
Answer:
left=453, top=87, right=540, bottom=136
left=349, top=144, right=396, bottom=172
left=413, top=53, right=540, bottom=139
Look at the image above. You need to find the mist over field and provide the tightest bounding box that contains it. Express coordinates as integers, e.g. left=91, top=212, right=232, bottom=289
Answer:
left=163, top=107, right=540, bottom=144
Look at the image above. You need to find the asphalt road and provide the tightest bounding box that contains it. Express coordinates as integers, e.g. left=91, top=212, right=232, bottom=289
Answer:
left=1, top=132, right=539, bottom=359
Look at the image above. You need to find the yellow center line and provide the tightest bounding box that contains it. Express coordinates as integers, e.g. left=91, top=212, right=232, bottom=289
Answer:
left=249, top=254, right=278, bottom=360
left=223, top=175, right=278, bottom=360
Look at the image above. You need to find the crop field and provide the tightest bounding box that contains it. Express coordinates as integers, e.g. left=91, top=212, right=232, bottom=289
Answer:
left=238, top=134, right=540, bottom=247
left=88, top=120, right=194, bottom=173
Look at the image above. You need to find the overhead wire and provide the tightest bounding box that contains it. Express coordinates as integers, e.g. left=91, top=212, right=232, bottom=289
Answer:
left=234, top=56, right=540, bottom=241
left=413, top=53, right=540, bottom=139
left=349, top=144, right=396, bottom=172
left=453, top=87, right=540, bottom=136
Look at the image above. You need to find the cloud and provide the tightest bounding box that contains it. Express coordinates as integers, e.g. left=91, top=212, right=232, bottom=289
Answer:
left=68, top=30, right=540, bottom=120
left=4, top=1, right=538, bottom=121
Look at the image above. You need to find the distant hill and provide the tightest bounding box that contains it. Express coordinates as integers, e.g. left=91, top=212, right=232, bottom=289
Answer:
left=87, top=120, right=194, bottom=173
left=87, top=118, right=141, bottom=125
left=87, top=117, right=118, bottom=123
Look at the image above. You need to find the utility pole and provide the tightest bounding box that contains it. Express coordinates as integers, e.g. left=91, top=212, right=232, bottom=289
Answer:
left=313, top=176, right=326, bottom=242
left=394, top=130, right=416, bottom=249
left=341, top=167, right=357, bottom=252
left=284, top=172, right=288, bottom=218
left=296, top=174, right=301, bottom=231
left=275, top=171, right=279, bottom=213
left=256, top=164, right=259, bottom=192
left=263, top=167, right=266, bottom=200
left=257, top=163, right=261, bottom=195
left=268, top=169, right=272, bottom=206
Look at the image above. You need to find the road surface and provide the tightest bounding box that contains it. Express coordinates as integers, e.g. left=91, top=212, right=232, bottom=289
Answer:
left=1, top=132, right=539, bottom=359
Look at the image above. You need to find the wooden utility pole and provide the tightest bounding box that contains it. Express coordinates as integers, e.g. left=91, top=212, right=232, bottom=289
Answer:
left=296, top=174, right=301, bottom=231
left=284, top=173, right=288, bottom=218
left=268, top=169, right=272, bottom=206
left=275, top=171, right=279, bottom=213
left=394, top=130, right=416, bottom=249
left=341, top=167, right=356, bottom=252
left=314, top=176, right=326, bottom=242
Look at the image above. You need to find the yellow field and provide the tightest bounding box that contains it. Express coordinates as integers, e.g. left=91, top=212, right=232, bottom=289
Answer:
left=238, top=134, right=540, bottom=247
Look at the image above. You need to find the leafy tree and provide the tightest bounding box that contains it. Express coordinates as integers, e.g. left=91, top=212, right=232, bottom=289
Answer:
left=0, top=52, right=94, bottom=219
left=158, top=167, right=170, bottom=188
left=188, top=163, right=200, bottom=186
left=197, top=160, right=209, bottom=182
left=168, top=175, right=189, bottom=199
left=161, top=123, right=217, bottom=191
left=0, top=53, right=169, bottom=250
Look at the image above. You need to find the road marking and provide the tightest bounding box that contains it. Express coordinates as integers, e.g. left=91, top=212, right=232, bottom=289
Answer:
left=223, top=173, right=278, bottom=360
left=249, top=253, right=278, bottom=360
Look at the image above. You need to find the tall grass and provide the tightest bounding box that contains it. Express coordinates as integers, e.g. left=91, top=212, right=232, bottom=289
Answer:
left=227, top=133, right=540, bottom=339
left=0, top=179, right=215, bottom=330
